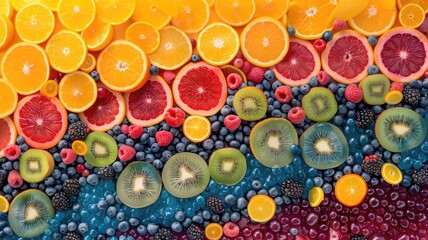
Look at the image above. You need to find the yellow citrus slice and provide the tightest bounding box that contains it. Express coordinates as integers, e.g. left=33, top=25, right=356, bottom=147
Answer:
left=79, top=53, right=96, bottom=73
left=247, top=194, right=276, bottom=223
left=183, top=115, right=211, bottom=143
left=398, top=0, right=428, bottom=12
left=287, top=0, right=336, bottom=40
left=384, top=90, right=403, bottom=105
left=57, top=0, right=96, bottom=32
left=81, top=17, right=114, bottom=51
left=72, top=140, right=88, bottom=155
left=381, top=163, right=403, bottom=185
left=0, top=195, right=9, bottom=213
left=45, top=30, right=88, bottom=73
left=254, top=0, right=288, bottom=19
left=146, top=0, right=178, bottom=17
left=15, top=3, right=55, bottom=44
left=335, top=174, right=368, bottom=207
left=308, top=186, right=324, bottom=208
left=132, top=0, right=171, bottom=30
left=125, top=21, right=160, bottom=54
left=197, top=22, right=239, bottom=66
left=205, top=223, right=223, bottom=240
left=348, top=0, right=397, bottom=36
left=0, top=79, right=17, bottom=118
left=97, top=40, right=150, bottom=92
left=40, top=0, right=60, bottom=11
left=149, top=26, right=192, bottom=70
left=10, top=0, right=41, bottom=11
left=94, top=0, right=135, bottom=25
left=0, top=0, right=13, bottom=19
left=59, top=71, right=97, bottom=112
left=171, top=0, right=210, bottom=34
left=399, top=3, right=425, bottom=28
left=215, top=0, right=256, bottom=27
left=0, top=14, right=13, bottom=49
left=40, top=79, right=58, bottom=97
left=240, top=17, right=289, bottom=67
left=1, top=42, right=50, bottom=95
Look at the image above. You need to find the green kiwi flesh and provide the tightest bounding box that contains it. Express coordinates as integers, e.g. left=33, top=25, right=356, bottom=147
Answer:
left=84, top=132, right=118, bottom=167
left=8, top=189, right=54, bottom=238
left=300, top=123, right=349, bottom=170
left=302, top=87, right=337, bottom=122
left=360, top=74, right=390, bottom=105
left=375, top=107, right=427, bottom=152
left=250, top=118, right=298, bottom=168
left=162, top=152, right=210, bottom=198
left=116, top=161, right=162, bottom=208
left=20, top=149, right=54, bottom=183
left=232, top=86, right=268, bottom=121
left=209, top=148, right=246, bottom=186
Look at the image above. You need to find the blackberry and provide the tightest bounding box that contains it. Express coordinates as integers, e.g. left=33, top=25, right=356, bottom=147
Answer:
left=152, top=228, right=172, bottom=240
left=281, top=179, right=303, bottom=198
left=361, top=155, right=384, bottom=176
left=64, top=232, right=83, bottom=240
left=355, top=108, right=374, bottom=128
left=412, top=164, right=428, bottom=185
left=187, top=224, right=204, bottom=240
left=0, top=171, right=6, bottom=188
left=350, top=235, right=367, bottom=240
left=205, top=196, right=225, bottom=214
left=68, top=121, right=89, bottom=142
left=51, top=191, right=70, bottom=211
left=63, top=179, right=80, bottom=196
left=403, top=86, right=421, bottom=105
left=98, top=166, right=115, bottom=180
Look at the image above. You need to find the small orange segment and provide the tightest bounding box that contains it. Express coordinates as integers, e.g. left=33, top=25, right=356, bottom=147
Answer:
left=40, top=80, right=59, bottom=98
left=80, top=53, right=96, bottom=73
left=214, top=0, right=256, bottom=27
left=81, top=17, right=114, bottom=51
left=205, top=223, right=223, bottom=240
left=0, top=195, right=9, bottom=213
left=57, top=0, right=96, bottom=32
left=59, top=71, right=97, bottom=113
left=72, top=140, right=88, bottom=156
left=183, top=115, right=211, bottom=143
left=0, top=79, right=17, bottom=118
left=384, top=90, right=403, bottom=105
left=247, top=194, right=276, bottom=223
left=0, top=15, right=13, bottom=49
left=171, top=0, right=210, bottom=33
left=132, top=0, right=172, bottom=30
left=94, top=0, right=135, bottom=25
left=15, top=3, right=55, bottom=44
left=308, top=187, right=324, bottom=208
left=335, top=174, right=368, bottom=207
left=399, top=3, right=425, bottom=28
left=125, top=21, right=160, bottom=54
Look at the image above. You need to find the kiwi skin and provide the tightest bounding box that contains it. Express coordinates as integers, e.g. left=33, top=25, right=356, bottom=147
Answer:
left=302, top=87, right=337, bottom=122
left=20, top=149, right=54, bottom=183
left=209, top=148, right=246, bottom=186
left=233, top=86, right=268, bottom=121
left=84, top=132, right=118, bottom=167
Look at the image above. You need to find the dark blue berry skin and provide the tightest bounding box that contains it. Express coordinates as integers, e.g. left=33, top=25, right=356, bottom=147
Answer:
left=264, top=70, right=275, bottom=81
left=287, top=26, right=296, bottom=36
left=322, top=30, right=333, bottom=42
left=68, top=113, right=79, bottom=123
left=410, top=80, right=422, bottom=89
left=191, top=54, right=201, bottom=62
left=90, top=71, right=100, bottom=81
left=367, top=35, right=378, bottom=46
left=271, top=80, right=282, bottom=90
left=309, top=76, right=318, bottom=87
left=150, top=65, right=159, bottom=75
left=367, top=65, right=379, bottom=75
left=299, top=85, right=310, bottom=95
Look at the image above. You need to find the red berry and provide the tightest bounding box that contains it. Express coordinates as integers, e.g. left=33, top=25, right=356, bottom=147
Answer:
left=313, top=39, right=326, bottom=52
left=98, top=87, right=108, bottom=99
left=345, top=84, right=363, bottom=103
left=233, top=58, right=243, bottom=68
left=8, top=170, right=23, bottom=188
left=247, top=67, right=264, bottom=83
left=155, top=130, right=173, bottom=147
left=425, top=70, right=428, bottom=78
left=76, top=164, right=85, bottom=174
left=118, top=145, right=136, bottom=161
left=120, top=124, right=129, bottom=135
left=333, top=19, right=347, bottom=31
left=82, top=169, right=90, bottom=177
left=224, top=114, right=242, bottom=131
left=190, top=38, right=196, bottom=49
left=390, top=82, right=404, bottom=92
left=274, top=86, right=293, bottom=103
left=227, top=73, right=243, bottom=90
left=162, top=71, right=176, bottom=85
left=317, top=71, right=330, bottom=85
left=240, top=61, right=253, bottom=74
left=165, top=108, right=186, bottom=128
left=4, top=144, right=21, bottom=161
left=287, top=107, right=306, bottom=124
left=223, top=222, right=240, bottom=238
left=60, top=148, right=77, bottom=164
left=128, top=125, right=144, bottom=139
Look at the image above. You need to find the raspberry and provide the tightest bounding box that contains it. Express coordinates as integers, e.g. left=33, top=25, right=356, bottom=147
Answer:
left=275, top=86, right=293, bottom=103
left=247, top=67, right=264, bottom=83
left=118, top=145, right=136, bottom=161
left=313, top=39, right=326, bottom=52
left=288, top=107, right=306, bottom=124
left=128, top=125, right=144, bottom=139
left=281, top=179, right=303, bottom=198
left=76, top=164, right=85, bottom=174
left=223, top=114, right=241, bottom=131
left=390, top=82, right=404, bottom=92
left=333, top=19, right=347, bottom=31
left=226, top=73, right=243, bottom=90
left=155, top=130, right=173, bottom=147
left=8, top=170, right=23, bottom=188
left=223, top=222, right=239, bottom=238
left=345, top=84, right=363, bottom=103
left=120, top=124, right=129, bottom=134
left=60, top=148, right=77, bottom=164
left=165, top=108, right=186, bottom=128
left=233, top=58, right=243, bottom=68
left=4, top=144, right=21, bottom=160
left=317, top=71, right=330, bottom=85
left=240, top=61, right=253, bottom=74
left=163, top=71, right=176, bottom=85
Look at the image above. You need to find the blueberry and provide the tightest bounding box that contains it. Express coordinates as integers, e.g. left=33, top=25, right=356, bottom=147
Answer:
left=333, top=115, right=344, bottom=126
left=118, top=221, right=130, bottom=232
left=68, top=113, right=79, bottom=123
left=343, top=166, right=352, bottom=174
left=44, top=177, right=55, bottom=186
left=68, top=221, right=78, bottom=231
left=322, top=183, right=333, bottom=194
left=106, top=228, right=116, bottom=236
left=214, top=140, right=224, bottom=149
left=175, top=142, right=186, bottom=152
left=268, top=187, right=279, bottom=198
left=112, top=162, right=124, bottom=173
left=182, top=218, right=192, bottom=228
left=191, top=54, right=201, bottom=62
left=287, top=26, right=296, bottom=36
left=90, top=71, right=100, bottom=81
left=107, top=206, right=117, bottom=217
left=198, top=151, right=209, bottom=160
left=202, top=210, right=211, bottom=220
left=258, top=189, right=268, bottom=195
left=271, top=109, right=282, bottom=117
left=328, top=83, right=338, bottom=93
left=171, top=222, right=183, bottom=233
left=239, top=144, right=248, bottom=154
left=367, top=35, right=378, bottom=46
left=211, top=214, right=220, bottom=222
left=251, top=180, right=262, bottom=190
left=264, top=70, right=275, bottom=81
left=3, top=227, right=13, bottom=236
left=226, top=95, right=234, bottom=106
left=362, top=144, right=374, bottom=155
left=152, top=159, right=163, bottom=170
left=361, top=172, right=371, bottom=182
left=78, top=222, right=89, bottom=234
left=367, top=65, right=379, bottom=75
left=87, top=174, right=99, bottom=186
left=211, top=121, right=221, bottom=132
left=225, top=194, right=236, bottom=206
left=221, top=212, right=230, bottom=222
left=116, top=212, right=125, bottom=221
left=313, top=177, right=323, bottom=187
left=220, top=105, right=232, bottom=116
left=192, top=215, right=203, bottom=224
left=271, top=80, right=282, bottom=90
left=150, top=65, right=159, bottom=75
left=322, top=30, right=333, bottom=41
left=57, top=140, right=68, bottom=150
left=230, top=212, right=240, bottom=222
left=136, top=225, right=147, bottom=235
left=186, top=144, right=198, bottom=153
left=410, top=80, right=422, bottom=89
left=147, top=223, right=159, bottom=235
left=299, top=84, right=310, bottom=95
left=333, top=171, right=344, bottom=181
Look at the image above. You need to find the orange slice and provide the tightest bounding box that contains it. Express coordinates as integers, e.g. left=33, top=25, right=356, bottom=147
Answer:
left=1, top=42, right=50, bottom=95
left=59, top=71, right=97, bottom=112
left=72, top=140, right=88, bottom=155
left=132, top=0, right=171, bottom=30
left=10, top=0, right=41, bottom=11
left=41, top=0, right=60, bottom=11
left=0, top=195, right=9, bottom=213
left=15, top=3, right=54, bottom=44
left=205, top=223, right=223, bottom=240
left=381, top=163, right=403, bottom=185
left=308, top=187, right=324, bottom=208
left=81, top=17, right=114, bottom=51
left=384, top=90, right=403, bottom=105
left=125, top=21, right=160, bottom=54
left=94, top=0, right=135, bottom=25
left=240, top=17, right=289, bottom=67
left=398, top=0, right=428, bottom=12
left=40, top=80, right=59, bottom=97
left=149, top=26, right=192, bottom=70
left=146, top=0, right=178, bottom=17
left=327, top=0, right=370, bottom=24
left=335, top=174, right=368, bottom=207
left=399, top=3, right=425, bottom=28
left=0, top=79, right=17, bottom=118
left=57, top=0, right=96, bottom=32
left=0, top=0, right=13, bottom=19
left=197, top=22, right=239, bottom=66
left=45, top=30, right=88, bottom=73
left=247, top=194, right=276, bottom=223
left=80, top=53, right=96, bottom=73
left=171, top=0, right=210, bottom=34
left=215, top=0, right=255, bottom=27
left=183, top=115, right=211, bottom=143
left=254, top=0, right=288, bottom=19
left=0, top=14, right=13, bottom=49
left=97, top=40, right=150, bottom=92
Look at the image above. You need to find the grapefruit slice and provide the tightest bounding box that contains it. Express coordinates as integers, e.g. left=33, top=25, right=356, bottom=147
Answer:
left=125, top=75, right=173, bottom=127
left=321, top=30, right=374, bottom=84
left=0, top=117, right=17, bottom=158
left=173, top=62, right=227, bottom=116
left=374, top=27, right=428, bottom=82
left=271, top=38, right=321, bottom=87
left=79, top=83, right=126, bottom=132
left=13, top=95, right=67, bottom=149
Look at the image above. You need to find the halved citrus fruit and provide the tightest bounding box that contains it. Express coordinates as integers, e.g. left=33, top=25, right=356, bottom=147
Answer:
left=171, top=0, right=210, bottom=33
left=381, top=163, right=403, bottom=185
left=97, top=40, right=150, bottom=92
left=132, top=0, right=172, bottom=30
left=214, top=0, right=255, bottom=27
left=1, top=42, right=50, bottom=95
left=40, top=80, right=59, bottom=97
left=248, top=194, right=276, bottom=223
left=125, top=21, right=160, bottom=54
left=374, top=27, right=428, bottom=82
left=125, top=75, right=173, bottom=127
left=15, top=3, right=54, bottom=44
left=398, top=0, right=428, bottom=12
left=334, top=174, right=368, bottom=207
left=173, top=62, right=227, bottom=116
left=309, top=187, right=324, bottom=208
left=327, top=0, right=370, bottom=24
left=58, top=71, right=97, bottom=113
left=0, top=195, right=9, bottom=213
left=72, top=140, right=88, bottom=156
left=321, top=30, right=374, bottom=84
left=0, top=0, right=13, bottom=19
left=149, top=26, right=192, bottom=70
left=57, top=0, right=96, bottom=32
left=79, top=83, right=126, bottom=132
left=271, top=37, right=321, bottom=86
left=41, top=0, right=60, bottom=11
left=146, top=0, right=178, bottom=17
left=10, top=0, right=40, bottom=11
left=0, top=117, right=17, bottom=158
left=14, top=94, right=67, bottom=149
left=0, top=79, right=17, bottom=118
left=253, top=0, right=288, bottom=19
left=197, top=22, right=240, bottom=66
left=183, top=115, right=211, bottom=143
left=0, top=14, right=13, bottom=48
left=81, top=17, right=114, bottom=51
left=79, top=53, right=96, bottom=73
left=94, top=0, right=135, bottom=25
left=205, top=223, right=223, bottom=240
left=384, top=90, right=403, bottom=105
left=399, top=3, right=425, bottom=28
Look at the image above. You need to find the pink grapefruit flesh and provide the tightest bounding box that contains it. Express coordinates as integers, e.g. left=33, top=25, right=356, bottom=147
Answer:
left=13, top=95, right=67, bottom=149
left=321, top=30, right=374, bottom=84
left=125, top=75, right=173, bottom=127
left=0, top=117, right=17, bottom=158
left=173, top=62, right=227, bottom=116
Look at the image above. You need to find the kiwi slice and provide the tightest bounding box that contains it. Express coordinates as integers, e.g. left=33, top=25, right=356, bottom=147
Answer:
left=360, top=74, right=390, bottom=105
left=20, top=149, right=54, bottom=183
left=302, top=87, right=337, bottom=122
left=84, top=132, right=118, bottom=167
left=232, top=86, right=268, bottom=121
left=250, top=118, right=298, bottom=168
left=9, top=189, right=54, bottom=238
left=375, top=107, right=427, bottom=152
left=209, top=148, right=246, bottom=186
left=162, top=152, right=210, bottom=198
left=116, top=161, right=162, bottom=208
left=300, top=123, right=349, bottom=170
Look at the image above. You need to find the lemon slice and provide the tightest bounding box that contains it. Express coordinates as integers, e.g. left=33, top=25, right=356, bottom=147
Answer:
left=381, top=163, right=403, bottom=185
left=384, top=90, right=403, bottom=105
left=308, top=187, right=324, bottom=207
